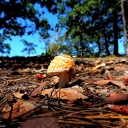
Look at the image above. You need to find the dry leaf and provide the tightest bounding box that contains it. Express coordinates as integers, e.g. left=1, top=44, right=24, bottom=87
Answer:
left=21, top=117, right=60, bottom=128
left=18, top=68, right=32, bottom=73
left=94, top=80, right=110, bottom=86
left=82, top=99, right=91, bottom=106
left=31, top=82, right=46, bottom=97
left=113, top=75, right=128, bottom=81
left=41, top=86, right=87, bottom=100
left=106, top=60, right=115, bottom=65
left=2, top=100, right=36, bottom=119
left=93, top=60, right=106, bottom=70
left=114, top=66, right=125, bottom=71
left=13, top=92, right=24, bottom=99
left=50, top=76, right=59, bottom=84
left=110, top=80, right=127, bottom=89
left=93, top=80, right=127, bottom=89
left=66, top=99, right=76, bottom=104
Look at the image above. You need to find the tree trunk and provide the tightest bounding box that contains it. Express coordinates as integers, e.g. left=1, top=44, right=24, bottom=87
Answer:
left=113, top=9, right=119, bottom=56
left=97, top=35, right=102, bottom=56
left=79, top=32, right=83, bottom=58
left=121, top=0, right=128, bottom=56
left=101, top=19, right=110, bottom=56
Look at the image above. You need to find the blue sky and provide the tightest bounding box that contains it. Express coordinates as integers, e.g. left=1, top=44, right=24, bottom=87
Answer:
left=118, top=37, right=125, bottom=54
left=1, top=4, right=125, bottom=57
left=3, top=4, right=59, bottom=57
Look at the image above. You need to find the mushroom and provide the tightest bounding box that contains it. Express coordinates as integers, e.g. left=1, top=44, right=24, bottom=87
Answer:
left=47, top=54, right=76, bottom=88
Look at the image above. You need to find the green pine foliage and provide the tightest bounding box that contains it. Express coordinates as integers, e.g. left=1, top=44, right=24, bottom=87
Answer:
left=0, top=0, right=128, bottom=57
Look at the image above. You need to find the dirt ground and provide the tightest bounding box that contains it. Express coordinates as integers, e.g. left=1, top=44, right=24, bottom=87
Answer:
left=0, top=55, right=128, bottom=128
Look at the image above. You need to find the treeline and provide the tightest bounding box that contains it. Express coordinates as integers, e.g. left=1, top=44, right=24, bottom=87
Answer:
left=0, top=0, right=127, bottom=57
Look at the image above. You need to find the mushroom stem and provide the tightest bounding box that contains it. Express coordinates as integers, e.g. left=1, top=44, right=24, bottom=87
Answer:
left=59, top=72, right=69, bottom=88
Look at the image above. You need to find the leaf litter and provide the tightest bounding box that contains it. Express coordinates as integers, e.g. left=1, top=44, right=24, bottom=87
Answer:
left=0, top=56, right=128, bottom=128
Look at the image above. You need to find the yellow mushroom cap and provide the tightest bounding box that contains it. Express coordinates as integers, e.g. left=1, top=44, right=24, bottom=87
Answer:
left=47, top=54, right=75, bottom=76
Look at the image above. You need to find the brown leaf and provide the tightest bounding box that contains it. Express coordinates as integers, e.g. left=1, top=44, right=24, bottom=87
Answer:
left=18, top=68, right=32, bottom=73
left=93, top=60, right=106, bottom=70
left=30, top=82, right=46, bottom=97
left=94, top=80, right=110, bottom=86
left=13, top=92, right=24, bottom=99
left=110, top=80, right=127, bottom=89
left=66, top=99, right=76, bottom=104
left=114, top=66, right=126, bottom=71
left=21, top=117, right=60, bottom=128
left=93, top=80, right=127, bottom=89
left=108, top=76, right=113, bottom=80
left=82, top=99, right=91, bottom=106
left=2, top=100, right=36, bottom=119
left=41, top=86, right=87, bottom=100
left=50, top=76, right=59, bottom=85
left=106, top=60, right=115, bottom=65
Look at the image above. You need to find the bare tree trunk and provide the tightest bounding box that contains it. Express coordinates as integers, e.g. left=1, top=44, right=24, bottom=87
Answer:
left=121, top=0, right=128, bottom=56
left=101, top=19, right=110, bottom=56
left=80, top=32, right=83, bottom=58
left=113, top=9, right=118, bottom=56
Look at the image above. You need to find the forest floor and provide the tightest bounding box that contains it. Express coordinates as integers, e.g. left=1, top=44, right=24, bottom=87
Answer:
left=0, top=55, right=128, bottom=128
